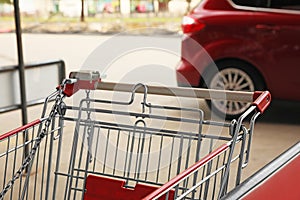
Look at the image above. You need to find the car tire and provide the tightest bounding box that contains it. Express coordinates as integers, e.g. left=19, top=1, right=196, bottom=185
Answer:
left=203, top=60, right=265, bottom=120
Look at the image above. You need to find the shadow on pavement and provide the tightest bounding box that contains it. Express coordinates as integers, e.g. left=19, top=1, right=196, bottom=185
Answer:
left=259, top=100, right=300, bottom=125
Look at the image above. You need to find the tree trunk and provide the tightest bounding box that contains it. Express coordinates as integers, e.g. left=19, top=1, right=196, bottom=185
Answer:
left=81, top=0, right=85, bottom=22
left=186, top=0, right=191, bottom=13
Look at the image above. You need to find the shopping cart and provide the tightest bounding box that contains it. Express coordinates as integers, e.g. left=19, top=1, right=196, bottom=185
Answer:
left=0, top=71, right=271, bottom=200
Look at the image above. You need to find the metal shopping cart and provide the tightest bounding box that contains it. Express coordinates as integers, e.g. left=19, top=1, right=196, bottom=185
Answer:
left=0, top=71, right=271, bottom=200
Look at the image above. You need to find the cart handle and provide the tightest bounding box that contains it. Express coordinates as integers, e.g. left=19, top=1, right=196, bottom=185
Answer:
left=61, top=71, right=271, bottom=113
left=97, top=82, right=271, bottom=113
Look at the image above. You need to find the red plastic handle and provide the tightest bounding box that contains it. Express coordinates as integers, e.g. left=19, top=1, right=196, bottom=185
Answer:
left=60, top=71, right=101, bottom=97
left=252, top=91, right=271, bottom=113
left=62, top=79, right=100, bottom=97
left=0, top=119, right=41, bottom=140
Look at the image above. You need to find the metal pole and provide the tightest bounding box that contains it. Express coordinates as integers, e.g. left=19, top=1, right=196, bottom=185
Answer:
left=13, top=0, right=28, bottom=126
left=13, top=0, right=29, bottom=172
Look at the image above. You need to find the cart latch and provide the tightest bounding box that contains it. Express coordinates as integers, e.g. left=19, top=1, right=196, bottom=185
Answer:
left=60, top=70, right=101, bottom=97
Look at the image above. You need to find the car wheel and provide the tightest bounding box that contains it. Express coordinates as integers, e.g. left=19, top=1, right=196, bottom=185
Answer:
left=204, top=60, right=265, bottom=120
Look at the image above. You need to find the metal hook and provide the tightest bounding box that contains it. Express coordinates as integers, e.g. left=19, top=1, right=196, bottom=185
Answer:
left=52, top=126, right=64, bottom=140
left=130, top=83, right=149, bottom=113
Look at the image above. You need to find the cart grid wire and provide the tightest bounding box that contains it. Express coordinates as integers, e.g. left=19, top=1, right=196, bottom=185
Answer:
left=0, top=71, right=271, bottom=200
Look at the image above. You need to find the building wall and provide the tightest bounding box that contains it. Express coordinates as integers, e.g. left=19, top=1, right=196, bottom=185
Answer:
left=19, top=0, right=51, bottom=16
left=0, top=0, right=200, bottom=17
left=59, top=0, right=83, bottom=17
left=169, top=0, right=200, bottom=14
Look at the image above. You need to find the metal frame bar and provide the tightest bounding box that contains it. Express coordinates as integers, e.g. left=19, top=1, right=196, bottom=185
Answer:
left=0, top=60, right=66, bottom=114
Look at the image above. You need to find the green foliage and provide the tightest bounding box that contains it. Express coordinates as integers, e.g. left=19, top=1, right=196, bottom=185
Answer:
left=0, top=0, right=12, bottom=4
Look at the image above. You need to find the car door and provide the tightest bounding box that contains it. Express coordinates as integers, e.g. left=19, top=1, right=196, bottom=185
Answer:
left=252, top=1, right=300, bottom=100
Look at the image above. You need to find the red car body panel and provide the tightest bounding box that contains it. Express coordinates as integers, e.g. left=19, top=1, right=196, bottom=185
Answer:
left=176, top=0, right=300, bottom=100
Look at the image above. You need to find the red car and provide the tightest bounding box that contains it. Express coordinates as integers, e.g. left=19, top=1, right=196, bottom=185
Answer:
left=176, top=0, right=300, bottom=119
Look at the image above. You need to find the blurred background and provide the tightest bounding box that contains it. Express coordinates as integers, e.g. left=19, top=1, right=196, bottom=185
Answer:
left=0, top=1, right=300, bottom=197
left=0, top=0, right=198, bottom=34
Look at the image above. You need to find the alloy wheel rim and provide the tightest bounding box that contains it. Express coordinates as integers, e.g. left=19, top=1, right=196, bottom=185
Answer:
left=209, top=68, right=255, bottom=116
